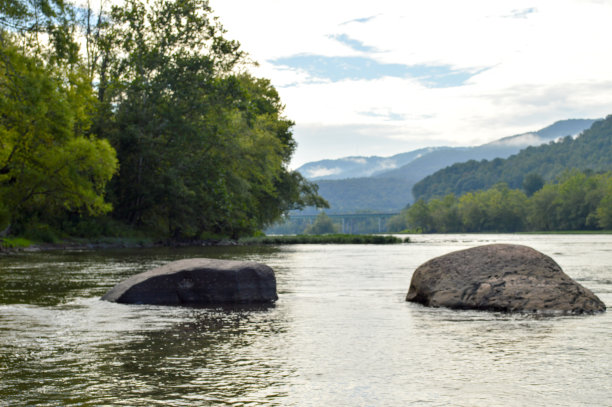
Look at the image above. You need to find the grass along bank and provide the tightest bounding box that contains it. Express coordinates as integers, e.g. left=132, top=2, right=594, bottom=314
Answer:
left=240, top=234, right=408, bottom=245
left=1, top=233, right=408, bottom=253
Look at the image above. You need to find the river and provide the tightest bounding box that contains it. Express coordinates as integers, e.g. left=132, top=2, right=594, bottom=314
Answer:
left=0, top=234, right=610, bottom=406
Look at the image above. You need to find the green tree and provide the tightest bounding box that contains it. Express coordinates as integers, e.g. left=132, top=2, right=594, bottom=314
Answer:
left=522, top=173, right=544, bottom=197
left=386, top=211, right=408, bottom=233
left=96, top=0, right=325, bottom=239
left=458, top=192, right=485, bottom=232
left=554, top=170, right=601, bottom=230
left=304, top=212, right=338, bottom=235
left=428, top=194, right=461, bottom=232
left=406, top=199, right=434, bottom=232
left=479, top=183, right=528, bottom=232
left=527, top=183, right=559, bottom=230
left=0, top=35, right=117, bottom=232
left=0, top=0, right=80, bottom=64
left=596, top=175, right=612, bottom=229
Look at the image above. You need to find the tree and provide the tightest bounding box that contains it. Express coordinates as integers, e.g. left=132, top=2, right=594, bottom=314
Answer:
left=458, top=192, right=485, bottom=232
left=406, top=199, right=434, bottom=232
left=486, top=184, right=528, bottom=232
left=522, top=173, right=544, bottom=197
left=0, top=33, right=117, bottom=232
left=428, top=194, right=461, bottom=232
left=527, top=184, right=559, bottom=231
left=386, top=211, right=408, bottom=233
left=0, top=0, right=81, bottom=64
left=554, top=170, right=601, bottom=230
left=96, top=0, right=325, bottom=239
left=596, top=176, right=612, bottom=229
left=304, top=212, right=338, bottom=235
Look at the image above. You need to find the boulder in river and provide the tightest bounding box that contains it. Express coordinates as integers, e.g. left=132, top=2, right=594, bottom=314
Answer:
left=406, top=244, right=605, bottom=314
left=102, top=258, right=278, bottom=305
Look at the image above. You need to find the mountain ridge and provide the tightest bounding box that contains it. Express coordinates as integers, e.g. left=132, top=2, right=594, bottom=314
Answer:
left=296, top=147, right=445, bottom=180
left=412, top=116, right=612, bottom=201
left=296, top=118, right=598, bottom=214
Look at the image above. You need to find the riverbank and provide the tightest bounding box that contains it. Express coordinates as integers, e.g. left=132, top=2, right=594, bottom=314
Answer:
left=0, top=236, right=235, bottom=254
left=240, top=234, right=408, bottom=245
left=5, top=229, right=609, bottom=253
left=0, top=233, right=408, bottom=254
left=0, top=238, right=147, bottom=254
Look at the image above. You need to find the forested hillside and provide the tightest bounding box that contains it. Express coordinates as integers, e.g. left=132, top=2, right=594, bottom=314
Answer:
left=388, top=169, right=612, bottom=233
left=300, top=119, right=595, bottom=213
left=303, top=177, right=412, bottom=214
left=374, top=119, right=596, bottom=180
left=0, top=0, right=325, bottom=242
left=413, top=116, right=612, bottom=201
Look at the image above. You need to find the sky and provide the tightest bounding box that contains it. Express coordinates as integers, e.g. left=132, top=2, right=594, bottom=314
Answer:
left=208, top=0, right=612, bottom=168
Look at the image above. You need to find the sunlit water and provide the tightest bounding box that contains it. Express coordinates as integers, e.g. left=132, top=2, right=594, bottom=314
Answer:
left=0, top=235, right=610, bottom=406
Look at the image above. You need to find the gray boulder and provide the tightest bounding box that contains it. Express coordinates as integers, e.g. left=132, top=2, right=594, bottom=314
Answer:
left=102, top=258, right=278, bottom=305
left=406, top=244, right=605, bottom=314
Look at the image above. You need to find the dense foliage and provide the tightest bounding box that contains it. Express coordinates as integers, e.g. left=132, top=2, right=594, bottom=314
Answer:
left=301, top=177, right=413, bottom=214
left=303, top=212, right=338, bottom=235
left=413, top=116, right=612, bottom=201
left=1, top=0, right=325, bottom=241
left=0, top=1, right=118, bottom=237
left=400, top=170, right=612, bottom=233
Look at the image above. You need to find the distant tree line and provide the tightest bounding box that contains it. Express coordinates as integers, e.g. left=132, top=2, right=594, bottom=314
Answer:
left=267, top=212, right=396, bottom=235
left=387, top=170, right=612, bottom=233
left=1, top=0, right=325, bottom=242
left=413, top=116, right=612, bottom=202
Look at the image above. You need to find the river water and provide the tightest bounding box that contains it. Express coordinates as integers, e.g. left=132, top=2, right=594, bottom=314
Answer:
left=0, top=234, right=610, bottom=406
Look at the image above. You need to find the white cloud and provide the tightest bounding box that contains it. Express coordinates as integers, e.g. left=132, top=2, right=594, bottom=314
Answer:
left=303, top=166, right=343, bottom=179
left=209, top=0, right=612, bottom=168
left=490, top=133, right=542, bottom=147
left=344, top=157, right=367, bottom=164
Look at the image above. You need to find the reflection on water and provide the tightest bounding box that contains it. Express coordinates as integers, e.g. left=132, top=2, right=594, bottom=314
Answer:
left=0, top=235, right=610, bottom=406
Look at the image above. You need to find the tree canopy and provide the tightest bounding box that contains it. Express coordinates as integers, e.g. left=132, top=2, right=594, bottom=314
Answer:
left=0, top=6, right=117, bottom=235
left=304, top=212, right=338, bottom=235
left=1, top=0, right=326, bottom=240
left=402, top=170, right=612, bottom=233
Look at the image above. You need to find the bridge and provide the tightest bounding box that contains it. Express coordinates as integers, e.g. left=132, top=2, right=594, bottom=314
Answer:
left=288, top=212, right=400, bottom=234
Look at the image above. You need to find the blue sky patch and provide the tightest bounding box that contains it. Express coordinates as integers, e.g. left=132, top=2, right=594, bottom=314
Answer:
left=270, top=54, right=482, bottom=88
left=330, top=34, right=378, bottom=53
left=341, top=15, right=378, bottom=25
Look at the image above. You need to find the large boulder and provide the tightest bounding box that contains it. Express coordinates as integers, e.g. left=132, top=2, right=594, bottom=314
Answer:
left=406, top=244, right=605, bottom=314
left=102, top=258, right=278, bottom=305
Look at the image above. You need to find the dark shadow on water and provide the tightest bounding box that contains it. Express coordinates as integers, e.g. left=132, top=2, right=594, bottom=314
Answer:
left=0, top=245, right=283, bottom=306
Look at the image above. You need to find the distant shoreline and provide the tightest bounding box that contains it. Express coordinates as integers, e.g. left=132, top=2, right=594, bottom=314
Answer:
left=1, top=233, right=408, bottom=253
left=2, top=231, right=610, bottom=254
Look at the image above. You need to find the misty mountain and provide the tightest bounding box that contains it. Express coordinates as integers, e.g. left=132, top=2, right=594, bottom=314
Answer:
left=296, top=147, right=443, bottom=180
left=298, top=119, right=597, bottom=213
left=373, top=119, right=597, bottom=180
left=413, top=116, right=612, bottom=201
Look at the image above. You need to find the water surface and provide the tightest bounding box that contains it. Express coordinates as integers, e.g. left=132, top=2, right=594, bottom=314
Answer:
left=1, top=235, right=610, bottom=406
